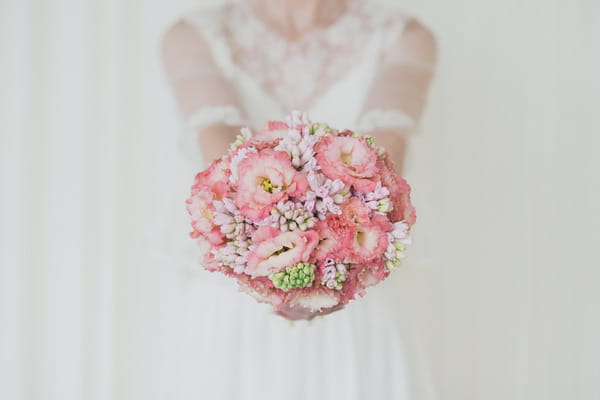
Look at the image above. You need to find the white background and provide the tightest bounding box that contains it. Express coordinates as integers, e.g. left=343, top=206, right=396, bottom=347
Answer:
left=1, top=0, right=599, bottom=399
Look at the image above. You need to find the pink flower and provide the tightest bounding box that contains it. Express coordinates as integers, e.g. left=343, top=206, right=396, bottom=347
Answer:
left=312, top=220, right=341, bottom=262
left=187, top=191, right=214, bottom=232
left=377, top=157, right=416, bottom=225
left=235, top=149, right=308, bottom=220
left=315, top=135, right=379, bottom=192
left=237, top=277, right=285, bottom=306
left=246, top=226, right=319, bottom=277
left=196, top=235, right=221, bottom=271
left=286, top=288, right=340, bottom=311
left=255, top=120, right=289, bottom=141
left=186, top=188, right=224, bottom=245
left=191, top=159, right=230, bottom=199
left=325, top=198, right=391, bottom=263
left=357, top=263, right=387, bottom=288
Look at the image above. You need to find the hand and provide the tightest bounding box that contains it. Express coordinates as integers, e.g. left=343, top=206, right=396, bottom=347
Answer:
left=197, top=125, right=240, bottom=166
left=274, top=302, right=345, bottom=321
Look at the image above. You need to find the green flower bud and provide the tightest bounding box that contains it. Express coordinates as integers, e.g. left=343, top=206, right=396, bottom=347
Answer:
left=377, top=198, right=392, bottom=213
left=393, top=242, right=407, bottom=252
left=269, top=262, right=316, bottom=291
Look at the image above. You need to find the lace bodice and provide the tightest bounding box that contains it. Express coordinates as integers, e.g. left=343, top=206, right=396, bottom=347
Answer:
left=224, top=1, right=384, bottom=112
left=162, top=0, right=436, bottom=163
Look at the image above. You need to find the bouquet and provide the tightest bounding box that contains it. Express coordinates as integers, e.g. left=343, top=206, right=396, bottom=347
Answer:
left=186, top=111, right=416, bottom=316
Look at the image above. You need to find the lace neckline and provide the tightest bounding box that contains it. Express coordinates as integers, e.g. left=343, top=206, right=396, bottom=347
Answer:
left=221, top=0, right=379, bottom=111
left=237, top=0, right=360, bottom=46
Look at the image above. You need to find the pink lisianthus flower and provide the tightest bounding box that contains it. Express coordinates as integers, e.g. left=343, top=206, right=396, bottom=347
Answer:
left=311, top=220, right=341, bottom=262
left=186, top=190, right=224, bottom=245
left=196, top=235, right=222, bottom=272
left=286, top=288, right=340, bottom=311
left=255, top=120, right=290, bottom=141
left=344, top=213, right=392, bottom=263
left=235, top=149, right=308, bottom=219
left=325, top=198, right=391, bottom=263
left=357, top=262, right=388, bottom=289
left=337, top=262, right=388, bottom=302
left=315, top=135, right=380, bottom=192
left=236, top=276, right=285, bottom=307
left=191, top=159, right=230, bottom=199
left=377, top=157, right=416, bottom=225
left=246, top=226, right=319, bottom=277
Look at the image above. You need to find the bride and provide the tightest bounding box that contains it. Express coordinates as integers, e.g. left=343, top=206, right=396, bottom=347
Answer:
left=161, top=0, right=437, bottom=398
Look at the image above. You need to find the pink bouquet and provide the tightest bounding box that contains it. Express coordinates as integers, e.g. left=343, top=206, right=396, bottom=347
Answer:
left=187, top=111, right=416, bottom=316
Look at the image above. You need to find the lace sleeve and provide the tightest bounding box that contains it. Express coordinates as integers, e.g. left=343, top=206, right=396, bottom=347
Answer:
left=162, top=14, right=246, bottom=162
left=357, top=18, right=437, bottom=136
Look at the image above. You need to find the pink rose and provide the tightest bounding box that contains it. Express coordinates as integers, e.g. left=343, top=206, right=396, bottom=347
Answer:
left=315, top=135, right=379, bottom=192
left=235, top=149, right=308, bottom=220
left=246, top=226, right=319, bottom=277
left=377, top=157, right=416, bottom=225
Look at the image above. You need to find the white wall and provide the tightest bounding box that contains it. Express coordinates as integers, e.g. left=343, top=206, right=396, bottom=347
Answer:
left=0, top=0, right=598, bottom=399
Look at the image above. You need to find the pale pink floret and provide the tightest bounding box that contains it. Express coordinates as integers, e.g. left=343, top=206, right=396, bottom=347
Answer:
left=246, top=226, right=319, bottom=277
left=315, top=135, right=380, bottom=192
left=235, top=149, right=308, bottom=220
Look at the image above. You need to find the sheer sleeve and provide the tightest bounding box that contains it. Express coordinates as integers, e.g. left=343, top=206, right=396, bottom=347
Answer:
left=356, top=18, right=437, bottom=136
left=161, top=15, right=246, bottom=163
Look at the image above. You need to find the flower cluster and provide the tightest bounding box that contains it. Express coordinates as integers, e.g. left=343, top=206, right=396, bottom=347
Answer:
left=187, top=111, right=416, bottom=315
left=270, top=262, right=315, bottom=291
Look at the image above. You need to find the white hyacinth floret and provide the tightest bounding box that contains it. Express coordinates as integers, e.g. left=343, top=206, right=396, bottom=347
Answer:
left=303, top=172, right=349, bottom=219
left=212, top=238, right=254, bottom=274
left=213, top=198, right=256, bottom=240
left=260, top=200, right=317, bottom=232
left=321, top=259, right=349, bottom=290
left=383, top=221, right=412, bottom=271
left=275, top=125, right=320, bottom=170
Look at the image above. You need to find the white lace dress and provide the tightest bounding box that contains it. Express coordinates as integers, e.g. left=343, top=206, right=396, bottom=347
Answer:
left=161, top=1, right=437, bottom=399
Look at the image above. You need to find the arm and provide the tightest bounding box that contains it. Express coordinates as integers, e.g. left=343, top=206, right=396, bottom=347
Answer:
left=161, top=19, right=246, bottom=164
left=358, top=19, right=437, bottom=174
